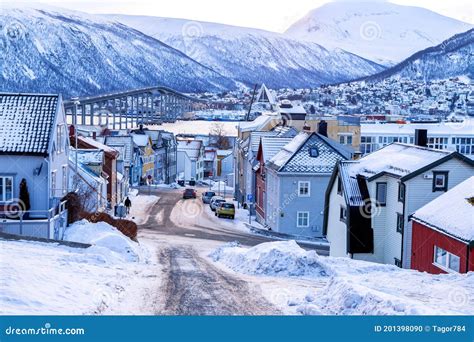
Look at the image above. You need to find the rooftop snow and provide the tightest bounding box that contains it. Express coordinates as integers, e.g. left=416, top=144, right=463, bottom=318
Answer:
left=412, top=176, right=474, bottom=243
left=361, top=121, right=474, bottom=136
left=0, top=93, right=58, bottom=154
left=349, top=143, right=451, bottom=178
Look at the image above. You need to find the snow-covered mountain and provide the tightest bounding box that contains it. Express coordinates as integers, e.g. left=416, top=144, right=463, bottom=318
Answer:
left=285, top=2, right=473, bottom=66
left=103, top=15, right=385, bottom=89
left=0, top=4, right=237, bottom=97
left=364, top=29, right=474, bottom=82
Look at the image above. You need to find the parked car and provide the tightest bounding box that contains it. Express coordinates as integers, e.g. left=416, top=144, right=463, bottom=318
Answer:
left=188, top=179, right=196, bottom=186
left=177, top=180, right=185, bottom=187
left=202, top=191, right=216, bottom=204
left=216, top=202, right=235, bottom=219
left=182, top=188, right=197, bottom=199
left=210, top=196, right=225, bottom=211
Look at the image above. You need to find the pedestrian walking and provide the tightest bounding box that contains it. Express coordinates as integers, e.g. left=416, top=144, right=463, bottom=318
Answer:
left=124, top=196, right=132, bottom=214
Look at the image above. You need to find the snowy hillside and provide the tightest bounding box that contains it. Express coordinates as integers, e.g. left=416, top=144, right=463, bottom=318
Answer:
left=364, top=29, right=474, bottom=82
left=104, top=15, right=385, bottom=89
left=285, top=2, right=473, bottom=66
left=0, top=4, right=236, bottom=97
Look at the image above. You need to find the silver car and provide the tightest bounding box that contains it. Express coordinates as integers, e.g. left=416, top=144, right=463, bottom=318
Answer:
left=209, top=196, right=225, bottom=211
left=202, top=191, right=216, bottom=204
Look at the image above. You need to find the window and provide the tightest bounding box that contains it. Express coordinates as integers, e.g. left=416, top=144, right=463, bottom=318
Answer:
left=432, top=171, right=448, bottom=192
left=51, top=171, right=57, bottom=198
left=297, top=212, right=310, bottom=228
left=376, top=182, right=387, bottom=206
left=347, top=136, right=353, bottom=145
left=62, top=165, right=68, bottom=195
left=396, top=213, right=403, bottom=233
left=339, top=136, right=345, bottom=144
left=298, top=181, right=310, bottom=197
left=434, top=246, right=460, bottom=273
left=309, top=147, right=319, bottom=158
left=0, top=176, right=13, bottom=202
left=339, top=134, right=354, bottom=146
left=340, top=206, right=347, bottom=222
left=337, top=176, right=342, bottom=195
left=394, top=258, right=402, bottom=268
left=398, top=183, right=405, bottom=202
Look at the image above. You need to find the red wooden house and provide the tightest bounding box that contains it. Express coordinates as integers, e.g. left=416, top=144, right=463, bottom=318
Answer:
left=410, top=177, right=474, bottom=274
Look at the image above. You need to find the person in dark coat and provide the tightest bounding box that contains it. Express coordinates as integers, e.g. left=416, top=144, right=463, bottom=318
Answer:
left=124, top=197, right=132, bottom=214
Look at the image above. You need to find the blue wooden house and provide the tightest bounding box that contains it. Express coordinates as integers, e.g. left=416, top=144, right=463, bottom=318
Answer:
left=0, top=93, right=69, bottom=239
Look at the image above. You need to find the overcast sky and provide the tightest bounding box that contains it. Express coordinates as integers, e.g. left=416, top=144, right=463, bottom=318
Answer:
left=15, top=0, right=474, bottom=32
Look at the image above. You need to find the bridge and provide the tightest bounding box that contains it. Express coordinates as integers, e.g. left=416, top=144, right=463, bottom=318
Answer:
left=63, top=86, right=208, bottom=129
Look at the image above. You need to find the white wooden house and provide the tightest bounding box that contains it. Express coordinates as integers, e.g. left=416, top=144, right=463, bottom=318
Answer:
left=324, top=142, right=474, bottom=268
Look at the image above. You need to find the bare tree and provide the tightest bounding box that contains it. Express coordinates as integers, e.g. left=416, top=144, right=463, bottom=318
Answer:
left=210, top=122, right=231, bottom=150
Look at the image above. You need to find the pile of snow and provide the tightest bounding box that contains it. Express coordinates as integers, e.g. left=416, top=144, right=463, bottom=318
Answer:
left=64, top=220, right=144, bottom=263
left=127, top=193, right=160, bottom=225
left=210, top=181, right=234, bottom=193
left=211, top=241, right=474, bottom=315
left=210, top=241, right=332, bottom=278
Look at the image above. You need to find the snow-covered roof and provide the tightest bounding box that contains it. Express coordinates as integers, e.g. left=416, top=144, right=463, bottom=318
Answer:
left=349, top=143, right=452, bottom=179
left=79, top=136, right=118, bottom=155
left=361, top=121, right=474, bottom=136
left=260, top=137, right=294, bottom=162
left=177, top=140, right=202, bottom=160
left=131, top=134, right=151, bottom=148
left=70, top=149, right=104, bottom=165
left=0, top=93, right=58, bottom=155
left=411, top=177, right=474, bottom=243
left=268, top=132, right=349, bottom=173
left=105, top=136, right=133, bottom=164
left=238, top=113, right=280, bottom=133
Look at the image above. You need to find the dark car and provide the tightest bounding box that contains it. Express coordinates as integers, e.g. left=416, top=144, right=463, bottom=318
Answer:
left=202, top=191, right=216, bottom=204
left=188, top=179, right=196, bottom=186
left=182, top=188, right=197, bottom=199
left=177, top=180, right=185, bottom=187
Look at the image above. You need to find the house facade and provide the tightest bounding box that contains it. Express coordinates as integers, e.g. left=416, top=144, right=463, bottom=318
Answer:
left=324, top=142, right=474, bottom=268
left=410, top=177, right=474, bottom=274
left=265, top=132, right=352, bottom=238
left=0, top=93, right=69, bottom=239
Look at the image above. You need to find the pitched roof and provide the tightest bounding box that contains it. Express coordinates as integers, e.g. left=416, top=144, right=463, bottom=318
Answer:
left=348, top=143, right=452, bottom=180
left=411, top=176, right=474, bottom=243
left=105, top=135, right=133, bottom=165
left=268, top=132, right=349, bottom=174
left=260, top=137, right=294, bottom=162
left=0, top=93, right=59, bottom=155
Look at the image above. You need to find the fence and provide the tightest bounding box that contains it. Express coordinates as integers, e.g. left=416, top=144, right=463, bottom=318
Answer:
left=0, top=201, right=68, bottom=240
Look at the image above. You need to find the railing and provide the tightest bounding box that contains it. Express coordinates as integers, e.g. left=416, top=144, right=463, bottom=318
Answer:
left=0, top=201, right=68, bottom=240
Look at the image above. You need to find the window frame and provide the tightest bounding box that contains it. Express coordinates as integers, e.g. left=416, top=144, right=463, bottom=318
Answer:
left=51, top=170, right=57, bottom=198
left=396, top=213, right=404, bottom=234
left=398, top=183, right=405, bottom=202
left=339, top=206, right=347, bottom=223
left=298, top=181, right=311, bottom=197
left=432, top=171, right=449, bottom=192
left=375, top=182, right=387, bottom=207
left=0, top=176, right=14, bottom=203
left=433, top=246, right=460, bottom=273
left=296, top=211, right=310, bottom=228
left=337, top=176, right=342, bottom=195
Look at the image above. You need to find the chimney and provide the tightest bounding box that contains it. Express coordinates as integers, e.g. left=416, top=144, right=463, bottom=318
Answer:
left=415, top=129, right=428, bottom=147
left=317, top=120, right=328, bottom=137
left=302, top=122, right=311, bottom=132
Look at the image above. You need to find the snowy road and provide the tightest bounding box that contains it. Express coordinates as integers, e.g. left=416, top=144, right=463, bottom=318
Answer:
left=137, top=187, right=324, bottom=315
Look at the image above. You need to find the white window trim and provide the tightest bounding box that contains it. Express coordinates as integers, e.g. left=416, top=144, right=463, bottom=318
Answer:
left=0, top=176, right=14, bottom=203
left=296, top=211, right=310, bottom=228
left=433, top=246, right=461, bottom=274
left=298, top=181, right=311, bottom=197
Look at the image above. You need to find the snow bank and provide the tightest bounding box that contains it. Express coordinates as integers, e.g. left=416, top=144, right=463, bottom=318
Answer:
left=127, top=193, right=160, bottom=225
left=210, top=241, right=332, bottom=278
left=211, top=241, right=474, bottom=316
left=64, top=220, right=144, bottom=263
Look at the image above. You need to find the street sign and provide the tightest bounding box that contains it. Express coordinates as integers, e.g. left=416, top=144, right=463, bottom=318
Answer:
left=247, top=194, right=253, bottom=202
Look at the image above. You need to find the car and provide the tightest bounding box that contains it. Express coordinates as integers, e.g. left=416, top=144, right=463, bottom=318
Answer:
left=209, top=196, right=225, bottom=211
left=202, top=191, right=216, bottom=204
left=188, top=179, right=196, bottom=186
left=216, top=202, right=235, bottom=219
left=182, top=188, right=197, bottom=199
left=177, top=180, right=185, bottom=187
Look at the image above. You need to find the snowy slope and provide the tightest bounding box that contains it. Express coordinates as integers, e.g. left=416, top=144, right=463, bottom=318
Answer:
left=364, top=29, right=474, bottom=82
left=0, top=4, right=237, bottom=97
left=104, top=15, right=385, bottom=88
left=285, top=2, right=473, bottom=66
